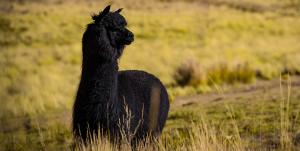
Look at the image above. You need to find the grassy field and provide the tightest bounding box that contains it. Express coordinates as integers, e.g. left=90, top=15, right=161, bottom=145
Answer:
left=1, top=0, right=300, bottom=150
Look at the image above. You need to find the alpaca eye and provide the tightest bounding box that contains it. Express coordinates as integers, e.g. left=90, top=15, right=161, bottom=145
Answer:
left=106, top=25, right=117, bottom=31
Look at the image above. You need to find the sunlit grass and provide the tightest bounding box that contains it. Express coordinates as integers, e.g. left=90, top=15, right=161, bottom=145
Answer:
left=1, top=76, right=300, bottom=150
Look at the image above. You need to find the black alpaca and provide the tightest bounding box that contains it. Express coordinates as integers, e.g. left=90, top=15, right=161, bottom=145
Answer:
left=72, top=5, right=169, bottom=144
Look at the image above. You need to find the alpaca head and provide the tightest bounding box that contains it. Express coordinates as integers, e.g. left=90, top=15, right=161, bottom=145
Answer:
left=89, top=5, right=134, bottom=60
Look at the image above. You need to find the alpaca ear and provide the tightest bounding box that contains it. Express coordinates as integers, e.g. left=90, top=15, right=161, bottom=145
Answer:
left=92, top=5, right=111, bottom=22
left=115, top=8, right=123, bottom=13
left=102, top=5, right=111, bottom=15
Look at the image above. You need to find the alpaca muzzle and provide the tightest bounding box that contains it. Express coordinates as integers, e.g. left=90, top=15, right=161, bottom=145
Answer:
left=124, top=32, right=134, bottom=45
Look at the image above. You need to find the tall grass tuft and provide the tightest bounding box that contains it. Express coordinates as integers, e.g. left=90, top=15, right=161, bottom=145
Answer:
left=74, top=114, right=248, bottom=151
left=72, top=101, right=247, bottom=151
left=279, top=75, right=292, bottom=150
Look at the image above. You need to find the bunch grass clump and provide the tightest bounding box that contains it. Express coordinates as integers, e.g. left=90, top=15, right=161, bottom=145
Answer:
left=173, top=59, right=206, bottom=87
left=207, top=62, right=256, bottom=85
left=173, top=59, right=256, bottom=87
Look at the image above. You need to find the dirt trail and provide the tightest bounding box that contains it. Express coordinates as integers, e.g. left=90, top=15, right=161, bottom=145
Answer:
left=172, top=76, right=300, bottom=109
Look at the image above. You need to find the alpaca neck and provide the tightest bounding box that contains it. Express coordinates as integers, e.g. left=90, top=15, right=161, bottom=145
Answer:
left=82, top=58, right=118, bottom=76
left=80, top=59, right=119, bottom=105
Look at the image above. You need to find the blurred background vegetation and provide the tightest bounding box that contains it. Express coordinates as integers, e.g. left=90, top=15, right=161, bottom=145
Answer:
left=0, top=0, right=300, bottom=150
